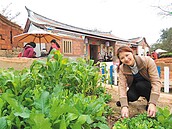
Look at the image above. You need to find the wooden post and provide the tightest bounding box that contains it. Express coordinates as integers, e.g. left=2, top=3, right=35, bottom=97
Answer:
left=164, top=66, right=169, bottom=93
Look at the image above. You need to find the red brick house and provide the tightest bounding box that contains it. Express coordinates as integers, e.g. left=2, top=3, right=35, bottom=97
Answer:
left=0, top=14, right=23, bottom=50
left=22, top=7, right=129, bottom=62
left=15, top=7, right=150, bottom=62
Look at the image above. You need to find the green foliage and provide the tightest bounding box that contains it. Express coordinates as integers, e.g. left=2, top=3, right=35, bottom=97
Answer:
left=0, top=117, right=7, bottom=129
left=30, top=50, right=104, bottom=96
left=156, top=107, right=172, bottom=128
left=113, top=107, right=172, bottom=129
left=0, top=50, right=112, bottom=129
left=159, top=52, right=172, bottom=58
left=100, top=62, right=109, bottom=84
left=151, top=27, right=172, bottom=52
left=150, top=42, right=163, bottom=52
left=29, top=113, right=52, bottom=129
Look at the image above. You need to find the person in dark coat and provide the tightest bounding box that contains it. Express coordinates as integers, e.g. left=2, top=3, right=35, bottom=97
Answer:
left=22, top=42, right=36, bottom=58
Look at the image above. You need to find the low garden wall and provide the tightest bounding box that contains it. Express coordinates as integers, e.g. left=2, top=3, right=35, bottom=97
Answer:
left=0, top=57, right=36, bottom=70
left=155, top=58, right=172, bottom=81
left=0, top=48, right=22, bottom=57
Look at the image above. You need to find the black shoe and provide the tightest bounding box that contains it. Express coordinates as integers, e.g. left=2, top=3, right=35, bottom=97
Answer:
left=145, top=105, right=148, bottom=111
left=116, top=101, right=121, bottom=107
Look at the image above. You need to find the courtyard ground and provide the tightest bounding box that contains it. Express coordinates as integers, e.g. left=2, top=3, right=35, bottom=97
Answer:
left=105, top=84, right=172, bottom=128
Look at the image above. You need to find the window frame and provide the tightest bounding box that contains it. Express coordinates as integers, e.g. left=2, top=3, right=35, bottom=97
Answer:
left=62, top=39, right=73, bottom=54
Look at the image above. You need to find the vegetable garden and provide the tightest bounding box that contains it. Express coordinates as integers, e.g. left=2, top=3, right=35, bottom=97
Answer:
left=0, top=49, right=171, bottom=129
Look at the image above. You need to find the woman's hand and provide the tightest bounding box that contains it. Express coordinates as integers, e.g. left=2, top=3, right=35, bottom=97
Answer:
left=121, top=106, right=129, bottom=118
left=147, top=103, right=156, bottom=117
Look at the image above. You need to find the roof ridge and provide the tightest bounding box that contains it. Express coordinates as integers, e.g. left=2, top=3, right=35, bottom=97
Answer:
left=24, top=6, right=128, bottom=42
left=25, top=6, right=111, bottom=34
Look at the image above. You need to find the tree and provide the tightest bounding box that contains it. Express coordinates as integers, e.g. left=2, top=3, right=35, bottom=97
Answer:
left=151, top=28, right=172, bottom=52
left=150, top=2, right=172, bottom=52
left=160, top=28, right=172, bottom=52
left=150, top=42, right=162, bottom=52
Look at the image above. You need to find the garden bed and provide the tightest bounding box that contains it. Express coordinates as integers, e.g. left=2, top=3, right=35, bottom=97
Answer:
left=105, top=84, right=172, bottom=128
left=0, top=56, right=172, bottom=128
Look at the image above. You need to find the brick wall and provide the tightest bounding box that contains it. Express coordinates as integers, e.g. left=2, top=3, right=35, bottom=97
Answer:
left=0, top=14, right=23, bottom=51
left=73, top=38, right=84, bottom=56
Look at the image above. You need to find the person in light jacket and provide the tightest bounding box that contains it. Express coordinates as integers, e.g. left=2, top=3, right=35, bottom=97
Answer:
left=116, top=46, right=161, bottom=118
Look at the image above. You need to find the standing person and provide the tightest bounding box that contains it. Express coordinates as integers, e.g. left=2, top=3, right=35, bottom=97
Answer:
left=116, top=46, right=161, bottom=118
left=98, top=52, right=104, bottom=62
left=22, top=42, right=36, bottom=58
left=47, top=39, right=60, bottom=55
left=152, top=50, right=158, bottom=60
left=108, top=51, right=113, bottom=61
left=104, top=52, right=109, bottom=62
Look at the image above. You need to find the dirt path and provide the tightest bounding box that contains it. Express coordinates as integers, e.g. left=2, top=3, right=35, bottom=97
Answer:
left=104, top=84, right=172, bottom=129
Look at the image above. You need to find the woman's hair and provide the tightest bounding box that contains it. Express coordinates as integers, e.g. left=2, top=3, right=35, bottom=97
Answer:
left=29, top=42, right=36, bottom=48
left=51, top=39, right=60, bottom=48
left=117, top=45, right=133, bottom=59
left=24, top=42, right=36, bottom=48
left=117, top=45, right=133, bottom=72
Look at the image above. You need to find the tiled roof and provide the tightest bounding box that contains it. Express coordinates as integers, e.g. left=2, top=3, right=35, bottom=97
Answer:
left=129, top=37, right=143, bottom=43
left=25, top=7, right=128, bottom=43
left=129, top=37, right=150, bottom=47
left=0, top=14, right=23, bottom=30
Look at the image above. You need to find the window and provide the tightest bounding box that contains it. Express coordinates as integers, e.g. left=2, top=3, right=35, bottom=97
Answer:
left=10, top=31, right=12, bottom=44
left=63, top=40, right=72, bottom=54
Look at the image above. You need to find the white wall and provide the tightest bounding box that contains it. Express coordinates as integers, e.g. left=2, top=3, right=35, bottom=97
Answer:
left=27, top=24, right=46, bottom=57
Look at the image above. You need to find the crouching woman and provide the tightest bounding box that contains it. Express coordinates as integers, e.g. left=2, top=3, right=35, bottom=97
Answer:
left=116, top=46, right=161, bottom=118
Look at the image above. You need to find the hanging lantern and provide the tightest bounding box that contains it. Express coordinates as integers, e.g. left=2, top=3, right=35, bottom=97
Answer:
left=84, top=37, right=89, bottom=44
left=105, top=41, right=109, bottom=47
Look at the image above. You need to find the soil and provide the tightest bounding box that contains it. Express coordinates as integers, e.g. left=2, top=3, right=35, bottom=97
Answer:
left=105, top=84, right=172, bottom=129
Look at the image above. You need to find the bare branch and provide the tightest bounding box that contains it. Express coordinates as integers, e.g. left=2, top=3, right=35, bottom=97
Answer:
left=10, top=12, right=20, bottom=21
left=157, top=6, right=170, bottom=13
left=1, top=3, right=12, bottom=15
left=152, top=3, right=172, bottom=16
left=1, top=2, right=21, bottom=21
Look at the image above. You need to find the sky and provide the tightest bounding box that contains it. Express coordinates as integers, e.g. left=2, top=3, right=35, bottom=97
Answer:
left=1, top=0, right=172, bottom=45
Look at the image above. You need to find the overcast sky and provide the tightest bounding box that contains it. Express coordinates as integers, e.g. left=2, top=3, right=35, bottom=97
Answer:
left=1, top=0, right=172, bottom=45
